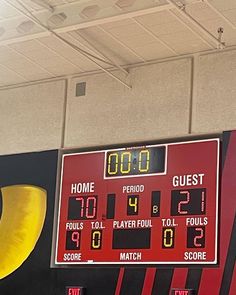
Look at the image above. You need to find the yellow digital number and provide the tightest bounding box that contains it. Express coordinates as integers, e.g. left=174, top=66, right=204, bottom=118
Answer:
left=108, top=153, right=118, bottom=175
left=139, top=149, right=150, bottom=172
left=92, top=231, right=102, bottom=249
left=121, top=152, right=131, bottom=174
left=163, top=228, right=174, bottom=248
left=129, top=196, right=138, bottom=213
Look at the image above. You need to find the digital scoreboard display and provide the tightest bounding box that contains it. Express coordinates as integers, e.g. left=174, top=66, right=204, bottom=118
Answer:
left=55, top=139, right=219, bottom=265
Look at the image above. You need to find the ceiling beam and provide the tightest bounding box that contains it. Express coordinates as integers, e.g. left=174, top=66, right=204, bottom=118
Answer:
left=55, top=4, right=174, bottom=33
left=0, top=2, right=174, bottom=46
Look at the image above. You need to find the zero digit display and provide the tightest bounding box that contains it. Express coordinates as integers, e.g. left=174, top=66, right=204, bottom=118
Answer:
left=105, top=146, right=166, bottom=177
left=91, top=230, right=103, bottom=250
left=55, top=139, right=219, bottom=265
left=162, top=228, right=175, bottom=249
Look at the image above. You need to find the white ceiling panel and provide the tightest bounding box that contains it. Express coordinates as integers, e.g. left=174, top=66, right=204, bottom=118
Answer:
left=0, top=0, right=235, bottom=86
left=0, top=2, right=19, bottom=19
left=8, top=39, right=46, bottom=52
left=209, top=0, right=236, bottom=12
left=146, top=20, right=192, bottom=36
left=99, top=18, right=134, bottom=30
left=19, top=71, right=52, bottom=80
left=6, top=66, right=51, bottom=80
left=135, top=10, right=177, bottom=26
left=185, top=2, right=221, bottom=21
left=0, top=56, right=36, bottom=69
left=102, top=22, right=146, bottom=38
left=170, top=41, right=210, bottom=55
left=79, top=26, right=144, bottom=63
left=220, top=9, right=236, bottom=27
left=119, top=33, right=159, bottom=47
left=134, top=41, right=174, bottom=60
left=0, top=64, right=27, bottom=84
left=48, top=0, right=69, bottom=5
left=36, top=36, right=88, bottom=70
left=161, top=30, right=204, bottom=44
left=45, top=64, right=80, bottom=76
left=0, top=46, right=20, bottom=61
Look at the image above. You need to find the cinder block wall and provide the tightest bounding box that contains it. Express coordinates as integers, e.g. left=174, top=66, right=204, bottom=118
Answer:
left=1, top=49, right=236, bottom=154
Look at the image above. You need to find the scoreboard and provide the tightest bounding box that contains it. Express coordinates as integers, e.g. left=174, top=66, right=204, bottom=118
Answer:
left=55, top=138, right=219, bottom=265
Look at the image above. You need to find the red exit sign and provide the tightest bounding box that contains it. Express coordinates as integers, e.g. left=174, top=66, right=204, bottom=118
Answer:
left=66, top=287, right=84, bottom=295
left=171, top=289, right=195, bottom=295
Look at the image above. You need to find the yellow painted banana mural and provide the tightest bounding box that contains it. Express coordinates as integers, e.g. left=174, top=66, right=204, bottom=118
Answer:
left=0, top=185, right=47, bottom=279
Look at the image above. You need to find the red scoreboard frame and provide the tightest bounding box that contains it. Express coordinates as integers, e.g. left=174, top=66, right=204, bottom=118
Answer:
left=55, top=138, right=219, bottom=265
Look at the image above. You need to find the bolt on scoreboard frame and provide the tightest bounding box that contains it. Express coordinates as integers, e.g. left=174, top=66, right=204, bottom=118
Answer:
left=54, top=138, right=219, bottom=265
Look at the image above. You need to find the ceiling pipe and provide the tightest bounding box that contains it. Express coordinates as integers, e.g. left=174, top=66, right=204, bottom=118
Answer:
left=68, top=31, right=129, bottom=76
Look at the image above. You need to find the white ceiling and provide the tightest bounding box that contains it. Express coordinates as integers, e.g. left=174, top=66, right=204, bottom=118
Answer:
left=0, top=0, right=235, bottom=87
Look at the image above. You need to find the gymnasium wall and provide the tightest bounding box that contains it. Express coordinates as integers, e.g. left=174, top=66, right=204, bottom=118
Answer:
left=1, top=49, right=236, bottom=154
left=0, top=48, right=236, bottom=295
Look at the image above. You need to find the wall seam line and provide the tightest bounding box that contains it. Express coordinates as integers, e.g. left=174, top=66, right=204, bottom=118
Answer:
left=188, top=55, right=198, bottom=134
left=61, top=78, right=69, bottom=148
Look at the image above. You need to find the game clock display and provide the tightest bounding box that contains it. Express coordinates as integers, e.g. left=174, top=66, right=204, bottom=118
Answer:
left=55, top=139, right=219, bottom=265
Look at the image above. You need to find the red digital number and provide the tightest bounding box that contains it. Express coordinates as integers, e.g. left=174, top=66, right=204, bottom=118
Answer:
left=86, top=196, right=97, bottom=219
left=75, top=197, right=84, bottom=218
left=71, top=231, right=80, bottom=248
left=75, top=196, right=97, bottom=219
left=194, top=227, right=204, bottom=247
left=178, top=191, right=190, bottom=214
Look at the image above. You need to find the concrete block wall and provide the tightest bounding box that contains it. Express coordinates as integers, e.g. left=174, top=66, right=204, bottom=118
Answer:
left=0, top=80, right=66, bottom=154
left=65, top=58, right=191, bottom=148
left=1, top=49, right=236, bottom=154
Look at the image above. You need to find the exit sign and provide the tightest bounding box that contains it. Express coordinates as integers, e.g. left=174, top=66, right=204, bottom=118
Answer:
left=66, top=287, right=85, bottom=295
left=171, top=289, right=195, bottom=295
